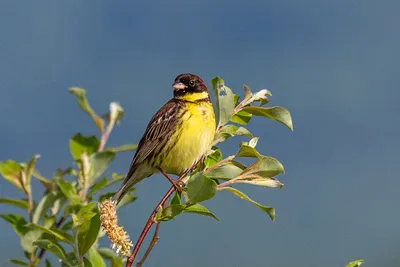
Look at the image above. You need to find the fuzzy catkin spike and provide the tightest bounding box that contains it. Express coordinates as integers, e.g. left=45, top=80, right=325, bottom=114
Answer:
left=99, top=199, right=132, bottom=256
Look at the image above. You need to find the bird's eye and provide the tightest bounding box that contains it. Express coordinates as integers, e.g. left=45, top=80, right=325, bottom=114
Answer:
left=189, top=79, right=196, bottom=86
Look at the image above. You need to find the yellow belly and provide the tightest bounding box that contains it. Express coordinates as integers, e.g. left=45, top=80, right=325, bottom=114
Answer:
left=159, top=101, right=215, bottom=175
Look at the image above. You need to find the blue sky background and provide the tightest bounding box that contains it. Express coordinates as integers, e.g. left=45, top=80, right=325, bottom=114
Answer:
left=1, top=1, right=399, bottom=266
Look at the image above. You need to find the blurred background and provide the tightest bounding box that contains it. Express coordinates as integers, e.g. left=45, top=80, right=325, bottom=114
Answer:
left=1, top=1, right=399, bottom=266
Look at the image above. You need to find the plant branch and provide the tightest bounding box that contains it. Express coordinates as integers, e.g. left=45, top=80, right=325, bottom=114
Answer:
left=136, top=215, right=162, bottom=267
left=98, top=116, right=116, bottom=152
left=125, top=162, right=199, bottom=267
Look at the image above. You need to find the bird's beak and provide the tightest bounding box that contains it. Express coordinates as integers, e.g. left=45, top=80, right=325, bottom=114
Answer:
left=172, top=82, right=187, bottom=90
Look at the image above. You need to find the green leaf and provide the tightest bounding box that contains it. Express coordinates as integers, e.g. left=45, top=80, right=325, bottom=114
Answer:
left=238, top=157, right=285, bottom=179
left=28, top=223, right=73, bottom=244
left=34, top=239, right=68, bottom=261
left=0, top=198, right=29, bottom=210
left=204, top=148, right=222, bottom=169
left=184, top=203, right=218, bottom=220
left=0, top=214, right=29, bottom=236
left=219, top=187, right=275, bottom=220
left=206, top=164, right=245, bottom=180
left=32, top=170, right=54, bottom=192
left=155, top=204, right=185, bottom=221
left=230, top=110, right=252, bottom=125
left=170, top=191, right=181, bottom=205
left=88, top=248, right=106, bottom=267
left=98, top=248, right=123, bottom=267
left=213, top=124, right=253, bottom=145
left=69, top=134, right=100, bottom=160
left=55, top=179, right=80, bottom=205
left=83, top=257, right=93, bottom=267
left=45, top=259, right=52, bottom=267
left=21, top=229, right=43, bottom=253
left=242, top=106, right=293, bottom=131
left=10, top=259, right=29, bottom=266
left=89, top=177, right=108, bottom=195
left=234, top=178, right=283, bottom=188
left=78, top=213, right=101, bottom=255
left=105, top=144, right=137, bottom=153
left=346, top=259, right=364, bottom=267
left=69, top=87, right=105, bottom=133
left=22, top=154, right=40, bottom=195
left=87, top=151, right=115, bottom=185
left=73, top=202, right=97, bottom=227
left=0, top=160, right=24, bottom=191
left=211, top=77, right=236, bottom=128
left=236, top=144, right=262, bottom=158
left=33, top=192, right=60, bottom=224
left=186, top=173, right=217, bottom=204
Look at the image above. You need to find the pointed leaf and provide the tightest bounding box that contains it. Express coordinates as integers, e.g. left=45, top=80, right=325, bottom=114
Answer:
left=0, top=214, right=29, bottom=236
left=213, top=124, right=252, bottom=145
left=87, top=151, right=115, bottom=185
left=89, top=177, right=108, bottom=195
left=22, top=154, right=40, bottom=195
left=155, top=204, right=185, bottom=221
left=78, top=213, right=101, bottom=255
left=0, top=198, right=29, bottom=210
left=204, top=148, right=222, bottom=169
left=69, top=134, right=100, bottom=160
left=69, top=87, right=105, bottom=132
left=10, top=259, right=29, bottom=266
left=73, top=202, right=97, bottom=226
left=98, top=248, right=123, bottom=267
left=206, top=164, right=245, bottom=180
left=211, top=77, right=236, bottom=128
left=83, top=257, right=93, bottom=267
left=28, top=223, right=73, bottom=244
left=234, top=178, right=283, bottom=188
left=34, top=239, right=68, bottom=261
left=219, top=187, right=275, bottom=220
left=170, top=191, right=181, bottom=205
left=88, top=247, right=106, bottom=267
left=239, top=157, right=284, bottom=179
left=0, top=160, right=24, bottom=191
left=184, top=203, right=218, bottom=220
left=105, top=144, right=137, bottom=153
left=186, top=173, right=217, bottom=204
left=33, top=192, right=60, bottom=224
left=236, top=144, right=262, bottom=158
left=346, top=259, right=364, bottom=267
left=21, top=229, right=43, bottom=253
left=242, top=106, right=293, bottom=130
left=55, top=179, right=80, bottom=205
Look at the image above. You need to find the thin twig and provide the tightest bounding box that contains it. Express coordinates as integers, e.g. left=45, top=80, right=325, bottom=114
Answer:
left=125, top=161, right=199, bottom=267
left=136, top=217, right=162, bottom=267
left=98, top=118, right=115, bottom=152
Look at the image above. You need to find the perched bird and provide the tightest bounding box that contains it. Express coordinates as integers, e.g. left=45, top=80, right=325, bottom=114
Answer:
left=112, top=73, right=216, bottom=204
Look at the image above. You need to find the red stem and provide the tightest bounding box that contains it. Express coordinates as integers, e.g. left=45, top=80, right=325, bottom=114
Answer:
left=125, top=163, right=197, bottom=267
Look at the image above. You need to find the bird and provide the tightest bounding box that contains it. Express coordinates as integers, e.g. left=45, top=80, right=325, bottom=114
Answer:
left=112, top=73, right=216, bottom=204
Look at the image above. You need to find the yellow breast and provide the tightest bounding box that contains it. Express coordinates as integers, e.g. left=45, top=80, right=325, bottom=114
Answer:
left=160, top=100, right=215, bottom=175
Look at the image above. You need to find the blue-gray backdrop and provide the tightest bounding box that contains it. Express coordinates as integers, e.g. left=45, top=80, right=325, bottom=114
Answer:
left=1, top=1, right=399, bottom=266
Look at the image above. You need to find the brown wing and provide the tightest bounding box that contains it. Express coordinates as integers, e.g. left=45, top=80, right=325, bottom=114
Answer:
left=124, top=99, right=185, bottom=180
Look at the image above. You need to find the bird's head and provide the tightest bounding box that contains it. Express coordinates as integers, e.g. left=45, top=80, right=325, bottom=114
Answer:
left=172, top=73, right=209, bottom=101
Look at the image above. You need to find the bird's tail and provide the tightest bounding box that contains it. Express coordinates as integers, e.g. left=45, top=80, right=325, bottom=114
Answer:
left=112, top=171, right=143, bottom=205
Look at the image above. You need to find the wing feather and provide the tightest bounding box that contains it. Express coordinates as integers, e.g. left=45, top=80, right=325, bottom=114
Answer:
left=124, top=99, right=184, bottom=180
